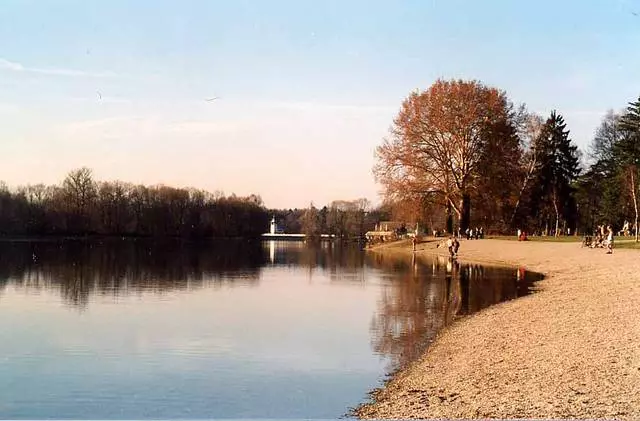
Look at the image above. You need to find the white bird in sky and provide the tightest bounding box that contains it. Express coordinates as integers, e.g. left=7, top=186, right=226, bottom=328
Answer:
left=205, top=96, right=220, bottom=102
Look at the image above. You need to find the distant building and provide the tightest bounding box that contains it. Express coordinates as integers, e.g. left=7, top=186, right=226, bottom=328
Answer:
left=365, top=221, right=418, bottom=242
left=375, top=221, right=406, bottom=232
left=269, top=216, right=285, bottom=234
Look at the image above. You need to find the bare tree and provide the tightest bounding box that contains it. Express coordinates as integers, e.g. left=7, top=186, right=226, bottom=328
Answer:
left=63, top=167, right=97, bottom=233
left=510, top=112, right=544, bottom=226
left=374, top=79, right=519, bottom=232
left=301, top=203, right=320, bottom=238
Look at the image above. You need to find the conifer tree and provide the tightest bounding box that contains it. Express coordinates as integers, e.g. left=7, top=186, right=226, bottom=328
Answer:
left=613, top=96, right=640, bottom=241
left=534, top=111, right=580, bottom=236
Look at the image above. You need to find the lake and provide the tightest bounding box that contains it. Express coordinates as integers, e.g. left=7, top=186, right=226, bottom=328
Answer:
left=0, top=239, right=541, bottom=419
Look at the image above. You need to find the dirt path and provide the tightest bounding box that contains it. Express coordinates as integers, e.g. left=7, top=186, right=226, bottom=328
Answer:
left=356, top=239, right=640, bottom=420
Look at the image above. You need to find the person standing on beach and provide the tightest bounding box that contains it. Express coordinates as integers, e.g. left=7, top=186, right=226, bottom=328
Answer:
left=446, top=236, right=454, bottom=257
left=606, top=225, right=614, bottom=254
left=452, top=237, right=460, bottom=257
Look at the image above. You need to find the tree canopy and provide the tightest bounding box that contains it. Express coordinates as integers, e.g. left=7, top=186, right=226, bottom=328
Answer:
left=374, top=79, right=522, bottom=233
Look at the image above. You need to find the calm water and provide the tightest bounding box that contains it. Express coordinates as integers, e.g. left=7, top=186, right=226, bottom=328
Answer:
left=0, top=239, right=541, bottom=419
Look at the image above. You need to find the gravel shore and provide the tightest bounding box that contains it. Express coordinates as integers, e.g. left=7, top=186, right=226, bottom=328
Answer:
left=356, top=238, right=640, bottom=420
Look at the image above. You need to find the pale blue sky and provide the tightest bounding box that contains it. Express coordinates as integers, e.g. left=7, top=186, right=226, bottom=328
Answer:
left=1, top=0, right=639, bottom=208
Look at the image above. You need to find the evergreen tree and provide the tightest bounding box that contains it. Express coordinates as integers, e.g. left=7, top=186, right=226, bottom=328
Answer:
left=574, top=166, right=605, bottom=234
left=619, top=96, right=640, bottom=134
left=566, top=95, right=640, bottom=239
left=612, top=96, right=640, bottom=240
left=533, top=111, right=580, bottom=235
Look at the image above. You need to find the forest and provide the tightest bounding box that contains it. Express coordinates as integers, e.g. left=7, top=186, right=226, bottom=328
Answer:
left=0, top=167, right=385, bottom=240
left=374, top=79, right=640, bottom=237
left=0, top=167, right=269, bottom=238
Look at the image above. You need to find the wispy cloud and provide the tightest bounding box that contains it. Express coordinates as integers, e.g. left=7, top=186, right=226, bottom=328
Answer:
left=253, top=100, right=397, bottom=114
left=67, top=96, right=132, bottom=104
left=55, top=116, right=247, bottom=139
left=0, top=58, right=118, bottom=78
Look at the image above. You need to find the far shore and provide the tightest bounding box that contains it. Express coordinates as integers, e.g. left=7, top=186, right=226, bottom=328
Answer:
left=356, top=237, right=640, bottom=419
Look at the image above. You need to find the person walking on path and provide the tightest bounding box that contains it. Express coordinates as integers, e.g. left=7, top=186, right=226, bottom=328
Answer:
left=606, top=225, right=614, bottom=254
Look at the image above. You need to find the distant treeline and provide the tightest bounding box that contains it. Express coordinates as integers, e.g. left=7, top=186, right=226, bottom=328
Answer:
left=270, top=199, right=392, bottom=239
left=0, top=167, right=269, bottom=238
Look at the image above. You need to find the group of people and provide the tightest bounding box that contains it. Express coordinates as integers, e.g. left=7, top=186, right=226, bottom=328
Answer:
left=584, top=224, right=614, bottom=254
left=431, top=234, right=461, bottom=257
left=619, top=220, right=635, bottom=237
left=414, top=225, right=486, bottom=258
left=457, top=226, right=484, bottom=240
left=516, top=229, right=529, bottom=241
left=446, top=236, right=461, bottom=257
left=470, top=226, right=484, bottom=240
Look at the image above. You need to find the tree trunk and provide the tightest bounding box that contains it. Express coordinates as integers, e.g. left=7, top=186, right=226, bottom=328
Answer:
left=553, top=191, right=560, bottom=237
left=510, top=153, right=538, bottom=228
left=445, top=201, right=453, bottom=234
left=510, top=174, right=531, bottom=227
left=631, top=169, right=639, bottom=243
left=460, top=193, right=471, bottom=233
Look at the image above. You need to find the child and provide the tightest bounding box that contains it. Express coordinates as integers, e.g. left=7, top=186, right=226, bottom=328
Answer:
left=606, top=225, right=614, bottom=254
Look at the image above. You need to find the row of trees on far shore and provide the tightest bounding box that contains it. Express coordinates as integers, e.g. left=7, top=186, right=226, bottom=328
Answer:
left=0, top=169, right=389, bottom=241
left=374, top=78, right=640, bottom=238
left=271, top=199, right=392, bottom=240
left=0, top=167, right=269, bottom=238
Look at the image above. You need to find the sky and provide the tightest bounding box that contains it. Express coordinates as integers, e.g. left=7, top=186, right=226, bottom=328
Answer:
left=1, top=0, right=639, bottom=209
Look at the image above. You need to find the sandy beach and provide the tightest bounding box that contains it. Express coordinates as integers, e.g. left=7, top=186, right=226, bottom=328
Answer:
left=356, top=238, right=640, bottom=420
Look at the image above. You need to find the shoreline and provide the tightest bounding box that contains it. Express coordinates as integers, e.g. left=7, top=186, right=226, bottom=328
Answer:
left=356, top=238, right=640, bottom=419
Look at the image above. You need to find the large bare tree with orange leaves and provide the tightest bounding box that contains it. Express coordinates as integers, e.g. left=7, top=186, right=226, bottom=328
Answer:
left=374, top=79, right=521, bottom=232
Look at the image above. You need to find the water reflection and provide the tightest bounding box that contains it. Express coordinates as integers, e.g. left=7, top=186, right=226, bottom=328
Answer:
left=0, top=240, right=542, bottom=419
left=0, top=241, right=541, bottom=367
left=0, top=240, right=374, bottom=309
left=0, top=239, right=265, bottom=308
left=265, top=240, right=367, bottom=284
left=368, top=252, right=541, bottom=371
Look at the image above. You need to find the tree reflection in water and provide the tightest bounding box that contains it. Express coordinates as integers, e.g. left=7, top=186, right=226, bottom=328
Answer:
left=263, top=240, right=367, bottom=284
left=1, top=240, right=370, bottom=309
left=368, top=252, right=542, bottom=372
left=0, top=239, right=541, bottom=371
left=0, top=239, right=265, bottom=309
